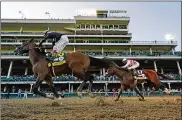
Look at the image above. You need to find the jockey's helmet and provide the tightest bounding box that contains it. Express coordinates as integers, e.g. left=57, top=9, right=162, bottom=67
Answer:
left=122, top=58, right=127, bottom=62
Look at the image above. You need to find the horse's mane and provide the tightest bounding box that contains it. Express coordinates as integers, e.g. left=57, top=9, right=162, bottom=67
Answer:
left=28, top=39, right=47, bottom=58
left=102, top=57, right=121, bottom=69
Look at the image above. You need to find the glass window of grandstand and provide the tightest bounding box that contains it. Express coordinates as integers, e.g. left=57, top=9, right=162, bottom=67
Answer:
left=97, top=14, right=102, bottom=18
left=96, top=25, right=100, bottom=29
left=103, top=25, right=108, bottom=29
left=114, top=25, right=118, bottom=29
left=109, top=25, right=113, bottom=29
left=119, top=25, right=122, bottom=29
left=86, top=24, right=90, bottom=29
left=119, top=25, right=127, bottom=29
left=97, top=14, right=107, bottom=18
left=91, top=24, right=95, bottom=29
left=19, top=40, right=26, bottom=42
left=76, top=24, right=81, bottom=29
left=81, top=24, right=85, bottom=29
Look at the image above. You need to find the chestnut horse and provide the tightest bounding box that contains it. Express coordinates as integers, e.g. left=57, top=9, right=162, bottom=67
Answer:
left=107, top=62, right=171, bottom=101
left=15, top=39, right=117, bottom=100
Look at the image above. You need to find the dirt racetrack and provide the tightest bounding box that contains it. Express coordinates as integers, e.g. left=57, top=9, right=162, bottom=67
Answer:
left=1, top=96, right=181, bottom=120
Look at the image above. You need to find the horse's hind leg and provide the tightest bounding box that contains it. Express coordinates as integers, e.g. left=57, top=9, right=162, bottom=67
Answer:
left=77, top=81, right=87, bottom=98
left=134, top=87, right=145, bottom=101
left=87, top=75, right=95, bottom=98
left=72, top=68, right=87, bottom=98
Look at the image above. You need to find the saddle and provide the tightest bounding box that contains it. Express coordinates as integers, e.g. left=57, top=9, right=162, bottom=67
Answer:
left=46, top=52, right=67, bottom=67
left=122, top=68, right=147, bottom=80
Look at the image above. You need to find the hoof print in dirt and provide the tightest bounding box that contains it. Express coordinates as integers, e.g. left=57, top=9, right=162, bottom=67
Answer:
left=51, top=101, right=61, bottom=106
left=95, top=97, right=106, bottom=106
left=139, top=98, right=145, bottom=101
left=175, top=98, right=181, bottom=102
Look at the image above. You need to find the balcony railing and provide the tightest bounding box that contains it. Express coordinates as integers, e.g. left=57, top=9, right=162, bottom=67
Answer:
left=1, top=52, right=181, bottom=57
left=1, top=39, right=177, bottom=44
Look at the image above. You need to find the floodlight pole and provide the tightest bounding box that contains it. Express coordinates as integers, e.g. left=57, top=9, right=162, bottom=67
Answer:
left=19, top=11, right=24, bottom=19
left=45, top=12, right=50, bottom=19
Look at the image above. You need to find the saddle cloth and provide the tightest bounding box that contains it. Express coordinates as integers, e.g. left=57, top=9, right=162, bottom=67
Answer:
left=135, top=70, right=147, bottom=80
left=48, top=53, right=67, bottom=67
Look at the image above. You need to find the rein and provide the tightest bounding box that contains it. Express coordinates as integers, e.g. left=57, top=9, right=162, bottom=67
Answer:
left=27, top=46, right=53, bottom=51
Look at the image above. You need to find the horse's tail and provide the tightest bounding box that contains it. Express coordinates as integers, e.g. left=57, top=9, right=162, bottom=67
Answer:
left=89, top=56, right=110, bottom=68
left=156, top=72, right=171, bottom=94
left=156, top=72, right=173, bottom=80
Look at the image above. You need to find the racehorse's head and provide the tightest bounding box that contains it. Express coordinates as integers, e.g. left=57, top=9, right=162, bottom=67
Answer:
left=102, top=57, right=121, bottom=76
left=15, top=38, right=37, bottom=55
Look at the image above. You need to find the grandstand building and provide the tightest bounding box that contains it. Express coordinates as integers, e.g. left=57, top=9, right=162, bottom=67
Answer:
left=1, top=9, right=181, bottom=97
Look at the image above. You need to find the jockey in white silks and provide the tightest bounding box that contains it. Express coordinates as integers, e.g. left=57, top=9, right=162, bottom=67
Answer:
left=121, top=58, right=140, bottom=80
left=121, top=58, right=140, bottom=70
left=39, top=30, right=69, bottom=61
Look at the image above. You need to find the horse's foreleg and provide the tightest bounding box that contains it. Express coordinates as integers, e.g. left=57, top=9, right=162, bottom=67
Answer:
left=72, top=68, right=87, bottom=98
left=88, top=80, right=95, bottom=98
left=77, top=81, right=86, bottom=91
left=33, top=75, right=54, bottom=100
left=115, top=84, right=125, bottom=101
left=77, top=81, right=86, bottom=98
left=51, top=85, right=60, bottom=98
left=46, top=78, right=60, bottom=99
left=88, top=80, right=92, bottom=93
left=134, top=87, right=145, bottom=101
left=86, top=74, right=95, bottom=98
left=33, top=79, right=54, bottom=99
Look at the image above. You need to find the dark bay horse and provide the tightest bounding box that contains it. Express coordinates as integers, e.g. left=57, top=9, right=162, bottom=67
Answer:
left=106, top=63, right=171, bottom=101
left=15, top=39, right=117, bottom=100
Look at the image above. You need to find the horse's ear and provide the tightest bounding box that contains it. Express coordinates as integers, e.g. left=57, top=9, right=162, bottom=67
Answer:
left=29, top=38, right=34, bottom=43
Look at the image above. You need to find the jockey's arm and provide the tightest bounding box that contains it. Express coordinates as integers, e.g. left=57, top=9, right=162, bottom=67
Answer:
left=136, top=61, right=139, bottom=66
left=122, top=60, right=130, bottom=68
left=39, top=34, right=49, bottom=47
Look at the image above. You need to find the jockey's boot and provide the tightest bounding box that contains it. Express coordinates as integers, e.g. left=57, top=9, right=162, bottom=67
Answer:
left=132, top=69, right=137, bottom=76
left=45, top=52, right=53, bottom=61
left=131, top=69, right=137, bottom=84
left=51, top=52, right=60, bottom=62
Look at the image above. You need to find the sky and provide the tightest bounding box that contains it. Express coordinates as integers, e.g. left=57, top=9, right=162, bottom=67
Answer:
left=1, top=2, right=181, bottom=51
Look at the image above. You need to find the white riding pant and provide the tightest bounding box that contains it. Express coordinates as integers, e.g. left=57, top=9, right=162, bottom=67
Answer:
left=53, top=35, right=69, bottom=53
left=127, top=62, right=140, bottom=70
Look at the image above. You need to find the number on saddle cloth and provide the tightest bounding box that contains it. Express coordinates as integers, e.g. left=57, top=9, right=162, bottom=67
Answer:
left=54, top=53, right=66, bottom=61
left=136, top=70, right=145, bottom=76
left=137, top=70, right=143, bottom=75
left=54, top=53, right=63, bottom=61
left=56, top=53, right=65, bottom=57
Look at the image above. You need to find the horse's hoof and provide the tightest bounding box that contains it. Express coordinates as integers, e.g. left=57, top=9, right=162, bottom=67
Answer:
left=77, top=94, right=82, bottom=99
left=77, top=92, right=82, bottom=99
left=114, top=99, right=119, bottom=102
left=91, top=95, right=95, bottom=98
left=139, top=98, right=145, bottom=101
left=88, top=93, right=95, bottom=98
left=46, top=95, right=55, bottom=100
left=90, top=95, right=95, bottom=98
left=58, top=97, right=62, bottom=100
